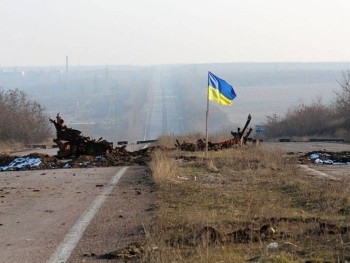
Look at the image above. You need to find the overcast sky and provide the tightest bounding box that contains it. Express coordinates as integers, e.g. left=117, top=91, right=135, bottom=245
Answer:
left=1, top=0, right=350, bottom=67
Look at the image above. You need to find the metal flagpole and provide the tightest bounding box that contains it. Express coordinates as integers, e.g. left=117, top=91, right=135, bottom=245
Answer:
left=205, top=74, right=210, bottom=158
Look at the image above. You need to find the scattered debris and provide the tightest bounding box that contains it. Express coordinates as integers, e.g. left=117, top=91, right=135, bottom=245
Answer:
left=299, top=151, right=350, bottom=165
left=0, top=156, right=41, bottom=171
left=0, top=148, right=155, bottom=171
left=166, top=217, right=350, bottom=248
left=266, top=242, right=279, bottom=251
left=175, top=114, right=259, bottom=151
left=0, top=114, right=160, bottom=171
left=0, top=153, right=56, bottom=171
left=50, top=113, right=114, bottom=158
left=98, top=242, right=144, bottom=260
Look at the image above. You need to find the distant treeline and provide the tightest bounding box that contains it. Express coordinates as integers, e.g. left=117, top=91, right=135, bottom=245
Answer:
left=265, top=70, right=350, bottom=140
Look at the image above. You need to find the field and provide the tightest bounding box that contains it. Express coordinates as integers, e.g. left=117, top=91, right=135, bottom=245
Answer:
left=144, top=138, right=350, bottom=262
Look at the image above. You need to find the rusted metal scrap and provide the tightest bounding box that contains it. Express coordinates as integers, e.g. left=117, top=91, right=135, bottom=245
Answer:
left=175, top=140, right=197, bottom=151
left=231, top=114, right=253, bottom=144
left=50, top=113, right=114, bottom=158
left=207, top=137, right=240, bottom=150
left=175, top=114, right=256, bottom=152
left=211, top=114, right=255, bottom=149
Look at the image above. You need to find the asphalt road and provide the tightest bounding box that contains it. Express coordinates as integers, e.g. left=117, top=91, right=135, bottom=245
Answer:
left=0, top=167, right=124, bottom=262
left=263, top=141, right=350, bottom=153
left=0, top=144, right=153, bottom=263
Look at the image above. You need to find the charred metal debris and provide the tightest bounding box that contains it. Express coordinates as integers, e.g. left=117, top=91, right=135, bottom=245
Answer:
left=48, top=113, right=155, bottom=163
left=49, top=114, right=115, bottom=159
left=0, top=114, right=259, bottom=171
left=175, top=114, right=259, bottom=151
left=0, top=114, right=155, bottom=171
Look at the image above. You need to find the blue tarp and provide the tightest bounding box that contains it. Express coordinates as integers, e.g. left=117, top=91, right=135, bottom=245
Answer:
left=307, top=151, right=350, bottom=165
left=0, top=157, right=42, bottom=171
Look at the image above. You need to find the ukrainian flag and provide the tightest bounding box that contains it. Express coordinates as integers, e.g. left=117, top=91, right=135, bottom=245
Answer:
left=208, top=71, right=236, bottom=105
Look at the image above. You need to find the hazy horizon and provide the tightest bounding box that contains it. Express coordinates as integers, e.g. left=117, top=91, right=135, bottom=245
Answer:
left=1, top=61, right=350, bottom=70
left=0, top=62, right=344, bottom=142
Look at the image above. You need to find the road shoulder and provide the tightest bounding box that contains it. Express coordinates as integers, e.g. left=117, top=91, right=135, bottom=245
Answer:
left=67, top=165, right=156, bottom=262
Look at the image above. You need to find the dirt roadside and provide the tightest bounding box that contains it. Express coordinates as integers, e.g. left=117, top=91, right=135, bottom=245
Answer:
left=67, top=165, right=156, bottom=263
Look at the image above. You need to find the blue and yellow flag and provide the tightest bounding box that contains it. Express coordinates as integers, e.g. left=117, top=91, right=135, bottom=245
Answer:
left=208, top=71, right=237, bottom=105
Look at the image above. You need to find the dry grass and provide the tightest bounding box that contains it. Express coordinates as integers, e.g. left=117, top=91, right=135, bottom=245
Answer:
left=148, top=149, right=179, bottom=182
left=157, top=134, right=235, bottom=149
left=144, top=141, right=350, bottom=262
left=0, top=138, right=54, bottom=154
left=0, top=140, right=25, bottom=154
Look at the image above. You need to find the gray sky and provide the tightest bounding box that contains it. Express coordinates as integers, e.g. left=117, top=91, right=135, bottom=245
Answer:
left=1, top=0, right=350, bottom=67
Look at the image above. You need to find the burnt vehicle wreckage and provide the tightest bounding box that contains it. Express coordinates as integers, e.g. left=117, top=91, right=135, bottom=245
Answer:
left=49, top=113, right=257, bottom=158
left=48, top=113, right=155, bottom=164
left=175, top=114, right=258, bottom=151
left=49, top=114, right=114, bottom=158
left=1, top=113, right=350, bottom=171
left=0, top=114, right=261, bottom=171
left=0, top=114, right=155, bottom=171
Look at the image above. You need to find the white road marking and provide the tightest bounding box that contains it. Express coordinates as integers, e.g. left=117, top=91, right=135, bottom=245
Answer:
left=298, top=165, right=339, bottom=181
left=46, top=167, right=128, bottom=263
left=142, top=143, right=150, bottom=149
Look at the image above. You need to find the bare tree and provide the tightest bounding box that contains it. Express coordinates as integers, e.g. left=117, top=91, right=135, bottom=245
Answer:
left=265, top=100, right=336, bottom=139
left=335, top=70, right=350, bottom=130
left=0, top=89, right=51, bottom=144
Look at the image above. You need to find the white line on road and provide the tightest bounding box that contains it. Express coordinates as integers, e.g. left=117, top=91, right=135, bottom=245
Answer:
left=142, top=143, right=150, bottom=149
left=298, top=165, right=339, bottom=181
left=46, top=167, right=129, bottom=263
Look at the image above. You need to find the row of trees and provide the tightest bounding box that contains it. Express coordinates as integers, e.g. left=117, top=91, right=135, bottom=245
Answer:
left=265, top=71, right=350, bottom=140
left=0, top=89, right=51, bottom=144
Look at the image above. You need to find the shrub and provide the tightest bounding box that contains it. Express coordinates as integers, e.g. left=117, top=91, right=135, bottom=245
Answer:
left=0, top=89, right=51, bottom=144
left=265, top=100, right=336, bottom=139
left=334, top=70, right=350, bottom=131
